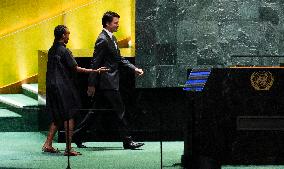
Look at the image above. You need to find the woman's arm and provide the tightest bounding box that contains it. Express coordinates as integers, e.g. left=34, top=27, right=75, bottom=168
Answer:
left=75, top=66, right=109, bottom=73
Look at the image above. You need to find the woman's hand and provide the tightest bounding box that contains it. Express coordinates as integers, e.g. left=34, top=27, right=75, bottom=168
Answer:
left=93, top=67, right=109, bottom=73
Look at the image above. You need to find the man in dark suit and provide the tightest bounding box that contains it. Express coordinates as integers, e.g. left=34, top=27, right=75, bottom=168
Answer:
left=87, top=11, right=144, bottom=149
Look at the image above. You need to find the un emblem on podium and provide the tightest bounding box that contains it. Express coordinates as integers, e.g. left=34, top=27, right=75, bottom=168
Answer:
left=250, top=71, right=274, bottom=90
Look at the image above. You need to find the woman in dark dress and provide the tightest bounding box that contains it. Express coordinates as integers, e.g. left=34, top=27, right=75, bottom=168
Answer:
left=42, top=25, right=108, bottom=156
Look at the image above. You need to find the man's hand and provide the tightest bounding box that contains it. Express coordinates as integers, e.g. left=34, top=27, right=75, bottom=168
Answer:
left=134, top=68, right=144, bottom=76
left=87, top=86, right=96, bottom=97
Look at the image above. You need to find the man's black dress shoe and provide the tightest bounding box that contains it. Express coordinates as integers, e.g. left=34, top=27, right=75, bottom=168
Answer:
left=76, top=142, right=87, bottom=148
left=123, top=136, right=144, bottom=149
left=123, top=141, right=144, bottom=149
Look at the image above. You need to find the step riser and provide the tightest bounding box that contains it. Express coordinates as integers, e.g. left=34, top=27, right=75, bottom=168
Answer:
left=0, top=102, right=7, bottom=109
left=22, top=89, right=38, bottom=100
left=0, top=117, right=38, bottom=132
left=0, top=106, right=40, bottom=132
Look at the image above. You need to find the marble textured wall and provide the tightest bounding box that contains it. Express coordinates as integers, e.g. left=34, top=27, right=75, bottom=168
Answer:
left=136, top=0, right=284, bottom=88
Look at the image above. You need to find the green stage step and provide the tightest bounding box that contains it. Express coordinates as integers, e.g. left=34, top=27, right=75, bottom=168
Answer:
left=0, top=109, right=21, bottom=118
left=0, top=94, right=38, bottom=108
left=0, top=94, right=40, bottom=132
left=38, top=94, right=46, bottom=106
left=22, top=83, right=38, bottom=100
left=0, top=108, right=39, bottom=132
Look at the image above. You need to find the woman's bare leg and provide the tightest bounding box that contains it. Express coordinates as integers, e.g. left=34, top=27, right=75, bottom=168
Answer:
left=43, top=122, right=58, bottom=149
left=64, top=119, right=81, bottom=155
left=64, top=119, right=74, bottom=150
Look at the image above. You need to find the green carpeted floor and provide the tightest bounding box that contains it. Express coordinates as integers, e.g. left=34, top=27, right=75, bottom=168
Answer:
left=0, top=132, right=283, bottom=169
left=0, top=132, right=181, bottom=169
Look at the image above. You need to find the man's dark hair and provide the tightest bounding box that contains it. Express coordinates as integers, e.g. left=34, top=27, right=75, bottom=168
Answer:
left=54, top=25, right=67, bottom=41
left=102, top=11, right=120, bottom=28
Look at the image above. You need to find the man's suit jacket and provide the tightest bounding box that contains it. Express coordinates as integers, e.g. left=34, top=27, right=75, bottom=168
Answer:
left=88, top=30, right=137, bottom=90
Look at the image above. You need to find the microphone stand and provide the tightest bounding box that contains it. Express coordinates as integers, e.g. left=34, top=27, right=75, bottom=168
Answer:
left=66, top=110, right=71, bottom=169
